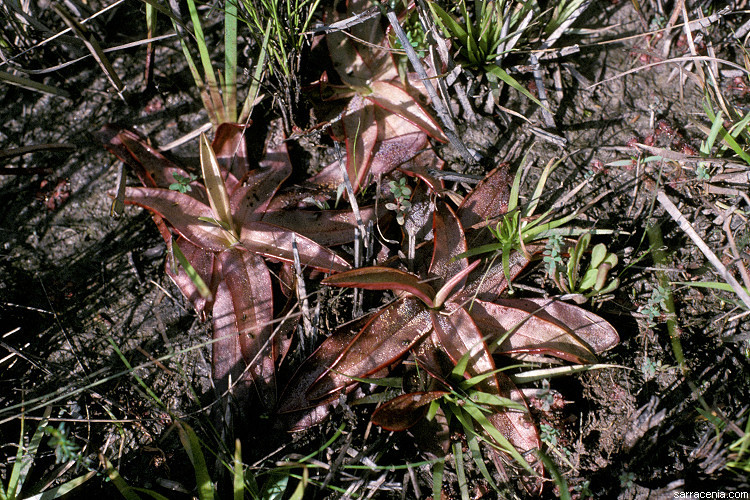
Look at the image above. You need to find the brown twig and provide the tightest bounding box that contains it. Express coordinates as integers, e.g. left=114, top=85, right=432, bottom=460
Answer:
left=657, top=191, right=750, bottom=310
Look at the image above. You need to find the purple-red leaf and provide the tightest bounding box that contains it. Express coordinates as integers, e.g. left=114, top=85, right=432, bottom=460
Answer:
left=261, top=206, right=380, bottom=246
left=98, top=126, right=198, bottom=192
left=166, top=236, right=217, bottom=319
left=371, top=391, right=448, bottom=431
left=430, top=304, right=543, bottom=484
left=455, top=250, right=532, bottom=303
left=457, top=164, right=512, bottom=231
left=429, top=203, right=468, bottom=289
left=215, top=249, right=275, bottom=405
left=124, top=187, right=232, bottom=251
left=367, top=81, right=446, bottom=142
left=478, top=298, right=619, bottom=360
left=434, top=260, right=480, bottom=309
left=240, top=221, right=350, bottom=273
left=212, top=123, right=251, bottom=182
left=277, top=315, right=370, bottom=414
left=343, top=96, right=378, bottom=193
left=322, top=267, right=436, bottom=307
left=307, top=297, right=432, bottom=400
left=231, top=150, right=292, bottom=227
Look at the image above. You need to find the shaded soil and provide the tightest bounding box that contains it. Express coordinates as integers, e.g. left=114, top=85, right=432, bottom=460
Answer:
left=1, top=1, right=749, bottom=498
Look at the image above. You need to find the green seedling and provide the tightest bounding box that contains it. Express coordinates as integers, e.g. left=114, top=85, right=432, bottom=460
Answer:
left=385, top=178, right=412, bottom=225
left=0, top=407, right=94, bottom=500
left=427, top=0, right=542, bottom=106
left=640, top=284, right=670, bottom=327
left=457, top=157, right=606, bottom=292
left=549, top=233, right=620, bottom=303
left=169, top=172, right=198, bottom=193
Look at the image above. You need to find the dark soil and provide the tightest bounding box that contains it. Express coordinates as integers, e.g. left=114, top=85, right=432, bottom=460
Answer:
left=1, top=1, right=749, bottom=499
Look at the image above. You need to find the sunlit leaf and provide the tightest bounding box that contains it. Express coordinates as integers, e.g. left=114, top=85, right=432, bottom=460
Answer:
left=367, top=81, right=447, bottom=142
left=323, top=267, right=435, bottom=307
left=240, top=222, right=350, bottom=273
left=371, top=391, right=448, bottom=431
left=124, top=187, right=233, bottom=251
left=307, top=298, right=432, bottom=400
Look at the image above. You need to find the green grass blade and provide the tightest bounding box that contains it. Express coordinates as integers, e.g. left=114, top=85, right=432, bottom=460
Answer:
left=170, top=15, right=216, bottom=123
left=672, top=281, right=750, bottom=295
left=102, top=455, right=142, bottom=500
left=11, top=406, right=51, bottom=497
left=106, top=336, right=166, bottom=408
left=701, top=110, right=724, bottom=154
left=428, top=3, right=468, bottom=40
left=288, top=466, right=308, bottom=500
left=0, top=70, right=69, bottom=98
left=24, top=471, right=96, bottom=500
left=233, top=439, right=243, bottom=500
left=452, top=441, right=469, bottom=500
left=539, top=448, right=571, bottom=500
left=508, top=161, right=524, bottom=212
left=130, top=487, right=171, bottom=500
left=185, top=0, right=225, bottom=124
left=486, top=64, right=544, bottom=108
left=224, top=0, right=238, bottom=122
left=171, top=242, right=212, bottom=299
left=527, top=158, right=558, bottom=218
left=239, top=20, right=271, bottom=124
left=461, top=403, right=535, bottom=475
left=52, top=4, right=124, bottom=95
left=510, top=364, right=626, bottom=384
left=466, top=429, right=499, bottom=493
left=432, top=457, right=445, bottom=500
left=176, top=422, right=214, bottom=500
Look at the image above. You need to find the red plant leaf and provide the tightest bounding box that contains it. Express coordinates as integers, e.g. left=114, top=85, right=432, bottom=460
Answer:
left=261, top=206, right=381, bottom=247
left=307, top=297, right=432, bottom=400
left=430, top=304, right=543, bottom=485
left=429, top=203, right=468, bottom=289
left=322, top=267, right=436, bottom=308
left=367, top=81, right=446, bottom=142
left=468, top=299, right=599, bottom=364
left=343, top=95, right=378, bottom=193
left=277, top=315, right=370, bottom=414
left=434, top=260, right=481, bottom=309
left=489, top=298, right=619, bottom=357
left=99, top=126, right=208, bottom=204
left=399, top=149, right=445, bottom=194
left=240, top=221, right=350, bottom=273
left=371, top=391, right=449, bottom=431
left=212, top=123, right=251, bottom=182
left=124, top=187, right=232, bottom=251
left=214, top=249, right=276, bottom=405
left=454, top=250, right=532, bottom=303
left=309, top=132, right=427, bottom=188
left=165, top=236, right=217, bottom=319
left=457, top=164, right=512, bottom=231
left=230, top=149, right=292, bottom=227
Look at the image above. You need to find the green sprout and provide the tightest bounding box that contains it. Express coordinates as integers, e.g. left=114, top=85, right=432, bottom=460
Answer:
left=456, top=158, right=605, bottom=292
left=549, top=233, right=620, bottom=303
left=640, top=284, right=670, bottom=327
left=385, top=177, right=412, bottom=225
left=169, top=172, right=198, bottom=193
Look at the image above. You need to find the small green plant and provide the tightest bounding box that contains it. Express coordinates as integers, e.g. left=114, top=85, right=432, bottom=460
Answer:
left=619, top=471, right=636, bottom=489
left=549, top=233, right=620, bottom=303
left=727, top=410, right=750, bottom=473
left=640, top=284, right=670, bottom=326
left=169, top=172, right=198, bottom=193
left=0, top=409, right=94, bottom=500
left=457, top=158, right=607, bottom=292
left=385, top=178, right=412, bottom=225
left=427, top=0, right=540, bottom=104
